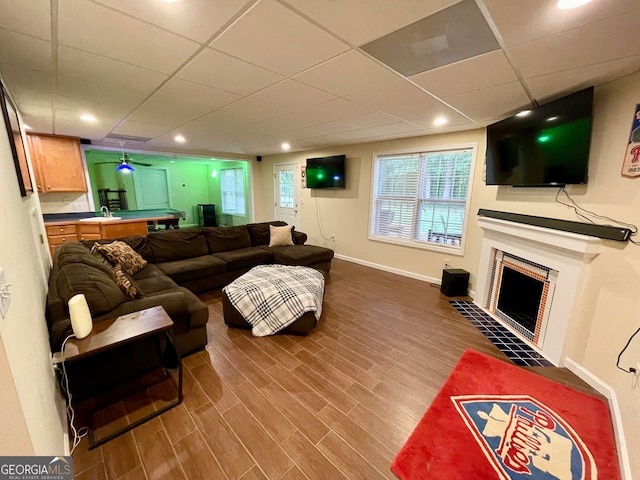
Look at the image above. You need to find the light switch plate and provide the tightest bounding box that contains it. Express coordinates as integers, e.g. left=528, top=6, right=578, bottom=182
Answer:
left=0, top=268, right=11, bottom=318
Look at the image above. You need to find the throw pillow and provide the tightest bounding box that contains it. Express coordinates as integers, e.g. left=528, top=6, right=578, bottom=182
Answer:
left=269, top=225, right=294, bottom=247
left=113, top=263, right=142, bottom=300
left=95, top=241, right=147, bottom=276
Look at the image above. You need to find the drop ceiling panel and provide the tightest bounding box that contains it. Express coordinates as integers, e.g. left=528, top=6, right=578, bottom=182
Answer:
left=93, top=0, right=251, bottom=43
left=177, top=48, right=284, bottom=96
left=526, top=55, right=640, bottom=101
left=0, top=0, right=51, bottom=40
left=444, top=82, right=531, bottom=122
left=128, top=78, right=241, bottom=126
left=56, top=47, right=167, bottom=108
left=411, top=50, right=518, bottom=98
left=382, top=99, right=472, bottom=128
left=287, top=99, right=371, bottom=126
left=511, top=10, right=640, bottom=79
left=54, top=108, right=118, bottom=138
left=483, top=0, right=640, bottom=47
left=293, top=50, right=399, bottom=96
left=0, top=30, right=53, bottom=71
left=211, top=0, right=350, bottom=76
left=112, top=119, right=172, bottom=139
left=53, top=95, right=133, bottom=119
left=305, top=121, right=360, bottom=135
left=0, top=65, right=55, bottom=105
left=59, top=0, right=199, bottom=74
left=250, top=80, right=337, bottom=112
left=19, top=104, right=53, bottom=133
left=346, top=77, right=438, bottom=111
left=342, top=111, right=400, bottom=128
left=281, top=0, right=459, bottom=46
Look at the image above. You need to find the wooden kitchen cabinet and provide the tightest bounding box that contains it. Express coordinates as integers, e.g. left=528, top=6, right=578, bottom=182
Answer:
left=45, top=223, right=78, bottom=257
left=28, top=134, right=87, bottom=193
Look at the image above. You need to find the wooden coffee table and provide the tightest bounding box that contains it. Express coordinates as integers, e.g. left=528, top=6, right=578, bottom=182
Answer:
left=61, top=306, right=183, bottom=449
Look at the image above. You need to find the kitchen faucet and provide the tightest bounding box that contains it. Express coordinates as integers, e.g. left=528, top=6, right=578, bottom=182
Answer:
left=100, top=205, right=112, bottom=218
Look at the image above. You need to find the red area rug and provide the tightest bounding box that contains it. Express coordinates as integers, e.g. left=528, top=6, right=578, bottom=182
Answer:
left=391, top=349, right=620, bottom=480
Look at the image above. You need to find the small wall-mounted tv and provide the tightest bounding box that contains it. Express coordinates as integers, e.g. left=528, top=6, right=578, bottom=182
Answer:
left=485, top=86, right=594, bottom=187
left=306, top=155, right=346, bottom=189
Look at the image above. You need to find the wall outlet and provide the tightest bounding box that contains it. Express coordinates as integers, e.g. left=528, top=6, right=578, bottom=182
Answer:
left=72, top=202, right=83, bottom=211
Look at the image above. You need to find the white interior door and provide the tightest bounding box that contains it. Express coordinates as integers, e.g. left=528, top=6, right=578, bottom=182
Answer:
left=133, top=168, right=170, bottom=209
left=274, top=164, right=299, bottom=227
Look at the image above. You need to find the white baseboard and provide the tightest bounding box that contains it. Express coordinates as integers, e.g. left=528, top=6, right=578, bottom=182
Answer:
left=334, top=254, right=441, bottom=284
left=333, top=254, right=476, bottom=300
left=564, top=357, right=631, bottom=480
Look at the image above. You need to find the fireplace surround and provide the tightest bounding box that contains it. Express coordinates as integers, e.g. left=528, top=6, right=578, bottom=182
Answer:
left=475, top=214, right=604, bottom=366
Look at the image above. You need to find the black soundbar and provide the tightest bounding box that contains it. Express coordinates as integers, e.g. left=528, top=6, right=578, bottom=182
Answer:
left=477, top=209, right=631, bottom=242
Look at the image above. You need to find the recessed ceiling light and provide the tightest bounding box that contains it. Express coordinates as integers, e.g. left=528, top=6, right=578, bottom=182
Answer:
left=281, top=142, right=290, bottom=151
left=433, top=117, right=448, bottom=126
left=547, top=116, right=559, bottom=122
left=80, top=114, right=97, bottom=122
left=557, top=0, right=592, bottom=9
left=174, top=134, right=186, bottom=143
left=516, top=110, right=531, bottom=117
left=23, top=124, right=32, bottom=130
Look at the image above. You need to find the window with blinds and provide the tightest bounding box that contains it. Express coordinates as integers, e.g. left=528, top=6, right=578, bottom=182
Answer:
left=221, top=168, right=246, bottom=216
left=370, top=146, right=474, bottom=251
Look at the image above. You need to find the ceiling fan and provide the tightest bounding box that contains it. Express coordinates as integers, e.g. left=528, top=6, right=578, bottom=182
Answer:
left=96, top=153, right=153, bottom=172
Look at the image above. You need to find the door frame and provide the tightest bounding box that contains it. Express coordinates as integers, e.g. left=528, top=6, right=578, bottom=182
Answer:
left=273, top=162, right=301, bottom=227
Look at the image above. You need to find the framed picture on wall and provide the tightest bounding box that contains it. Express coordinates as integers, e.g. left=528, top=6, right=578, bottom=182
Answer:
left=1, top=80, right=33, bottom=196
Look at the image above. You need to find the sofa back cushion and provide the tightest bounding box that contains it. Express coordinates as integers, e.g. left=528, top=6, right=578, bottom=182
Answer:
left=246, top=221, right=288, bottom=246
left=148, top=229, right=208, bottom=262
left=57, top=262, right=127, bottom=317
left=203, top=226, right=251, bottom=253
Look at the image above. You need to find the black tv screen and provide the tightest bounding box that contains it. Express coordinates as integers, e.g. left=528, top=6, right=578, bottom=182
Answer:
left=306, top=155, right=346, bottom=189
left=485, top=86, right=594, bottom=187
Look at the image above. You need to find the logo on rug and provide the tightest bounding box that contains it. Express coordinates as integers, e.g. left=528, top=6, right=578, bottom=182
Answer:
left=452, top=395, right=596, bottom=480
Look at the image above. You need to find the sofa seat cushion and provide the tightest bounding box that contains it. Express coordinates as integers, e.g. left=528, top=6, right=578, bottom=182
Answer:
left=57, top=262, right=127, bottom=316
left=258, top=245, right=334, bottom=266
left=156, top=255, right=227, bottom=284
left=213, top=247, right=273, bottom=270
left=134, top=274, right=180, bottom=294
left=131, top=264, right=166, bottom=280
left=203, top=226, right=251, bottom=253
left=148, top=229, right=208, bottom=262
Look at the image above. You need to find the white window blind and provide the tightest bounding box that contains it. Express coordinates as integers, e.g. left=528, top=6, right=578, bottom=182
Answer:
left=371, top=147, right=473, bottom=250
left=221, top=168, right=246, bottom=216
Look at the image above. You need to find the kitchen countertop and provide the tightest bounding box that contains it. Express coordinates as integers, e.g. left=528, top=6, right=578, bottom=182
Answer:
left=43, top=209, right=186, bottom=224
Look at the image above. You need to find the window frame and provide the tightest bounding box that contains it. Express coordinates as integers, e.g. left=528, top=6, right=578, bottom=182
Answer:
left=220, top=167, right=247, bottom=217
left=368, top=143, right=477, bottom=255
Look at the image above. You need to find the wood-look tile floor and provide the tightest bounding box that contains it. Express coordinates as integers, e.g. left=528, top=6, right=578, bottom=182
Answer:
left=71, top=258, right=603, bottom=479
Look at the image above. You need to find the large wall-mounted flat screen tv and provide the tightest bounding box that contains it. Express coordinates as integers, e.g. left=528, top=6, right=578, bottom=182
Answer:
left=306, top=155, right=346, bottom=189
left=485, top=86, right=594, bottom=187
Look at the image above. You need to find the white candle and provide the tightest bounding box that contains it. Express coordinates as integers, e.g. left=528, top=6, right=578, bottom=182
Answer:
left=68, top=294, right=93, bottom=339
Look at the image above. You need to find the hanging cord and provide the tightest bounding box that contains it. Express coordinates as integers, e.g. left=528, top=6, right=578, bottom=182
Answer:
left=59, top=334, right=89, bottom=455
left=313, top=190, right=333, bottom=241
left=616, top=327, right=640, bottom=374
left=555, top=187, right=639, bottom=245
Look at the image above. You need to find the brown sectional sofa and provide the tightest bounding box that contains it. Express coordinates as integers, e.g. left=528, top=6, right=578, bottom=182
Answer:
left=46, top=221, right=333, bottom=399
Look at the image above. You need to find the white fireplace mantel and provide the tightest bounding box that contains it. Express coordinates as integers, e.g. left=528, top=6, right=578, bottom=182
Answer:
left=475, top=216, right=604, bottom=366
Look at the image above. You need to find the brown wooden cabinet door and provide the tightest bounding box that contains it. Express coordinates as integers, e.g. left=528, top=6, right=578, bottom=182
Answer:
left=29, top=134, right=87, bottom=193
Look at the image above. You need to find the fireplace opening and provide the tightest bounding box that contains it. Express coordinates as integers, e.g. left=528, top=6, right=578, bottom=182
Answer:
left=497, top=266, right=544, bottom=333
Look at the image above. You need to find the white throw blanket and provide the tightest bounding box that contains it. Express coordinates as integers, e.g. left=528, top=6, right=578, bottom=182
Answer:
left=223, top=265, right=324, bottom=337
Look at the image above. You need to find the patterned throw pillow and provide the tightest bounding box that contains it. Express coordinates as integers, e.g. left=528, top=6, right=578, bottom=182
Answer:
left=95, top=240, right=147, bottom=275
left=113, top=263, right=142, bottom=300
left=269, top=225, right=294, bottom=247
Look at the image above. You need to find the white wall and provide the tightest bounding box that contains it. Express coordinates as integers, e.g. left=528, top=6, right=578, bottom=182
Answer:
left=0, top=84, right=65, bottom=454
left=257, top=71, right=640, bottom=477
